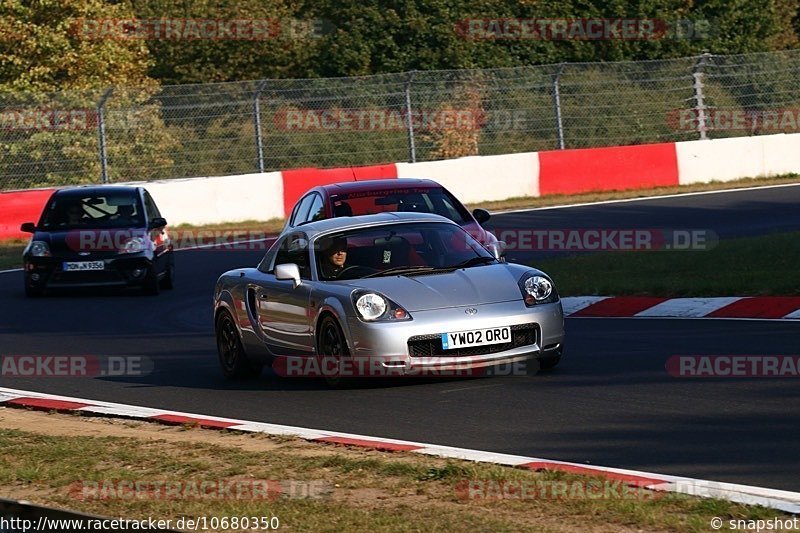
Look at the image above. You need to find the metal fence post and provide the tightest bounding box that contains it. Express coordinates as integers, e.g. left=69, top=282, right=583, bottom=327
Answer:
left=551, top=64, right=566, bottom=149
left=404, top=71, right=417, bottom=163
left=692, top=52, right=712, bottom=140
left=253, top=80, right=268, bottom=173
left=96, top=88, right=113, bottom=183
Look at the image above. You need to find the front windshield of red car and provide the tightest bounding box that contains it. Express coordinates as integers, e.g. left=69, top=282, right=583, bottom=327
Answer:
left=330, top=187, right=472, bottom=225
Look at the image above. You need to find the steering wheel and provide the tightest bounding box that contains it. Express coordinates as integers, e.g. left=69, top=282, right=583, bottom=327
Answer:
left=336, top=265, right=379, bottom=278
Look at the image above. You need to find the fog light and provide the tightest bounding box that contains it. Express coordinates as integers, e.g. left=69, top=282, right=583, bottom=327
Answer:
left=130, top=268, right=144, bottom=278
left=30, top=273, right=40, bottom=281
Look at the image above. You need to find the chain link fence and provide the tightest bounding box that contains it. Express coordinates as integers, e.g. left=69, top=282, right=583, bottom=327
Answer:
left=3, top=49, right=800, bottom=191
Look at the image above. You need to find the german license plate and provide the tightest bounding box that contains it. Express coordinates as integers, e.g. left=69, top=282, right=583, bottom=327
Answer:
left=63, top=261, right=104, bottom=271
left=441, top=326, right=511, bottom=350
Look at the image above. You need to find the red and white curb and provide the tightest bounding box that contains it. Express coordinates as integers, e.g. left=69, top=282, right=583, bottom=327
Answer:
left=1, top=387, right=798, bottom=513
left=563, top=296, right=800, bottom=320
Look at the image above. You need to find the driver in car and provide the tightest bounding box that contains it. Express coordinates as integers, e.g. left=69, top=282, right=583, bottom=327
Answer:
left=319, top=237, right=348, bottom=279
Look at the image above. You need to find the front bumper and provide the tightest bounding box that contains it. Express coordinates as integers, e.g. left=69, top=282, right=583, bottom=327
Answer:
left=24, top=253, right=155, bottom=288
left=342, top=299, right=564, bottom=374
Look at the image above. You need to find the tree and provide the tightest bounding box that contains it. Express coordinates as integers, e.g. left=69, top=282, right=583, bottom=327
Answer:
left=0, top=0, right=178, bottom=189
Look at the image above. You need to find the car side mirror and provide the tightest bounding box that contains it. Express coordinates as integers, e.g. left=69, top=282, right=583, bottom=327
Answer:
left=149, top=217, right=167, bottom=229
left=472, top=208, right=491, bottom=224
left=275, top=263, right=302, bottom=288
left=20, top=222, right=36, bottom=233
left=486, top=241, right=506, bottom=261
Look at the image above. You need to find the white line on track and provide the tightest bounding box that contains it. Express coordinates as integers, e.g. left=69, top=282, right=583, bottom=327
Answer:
left=492, top=182, right=800, bottom=215
left=568, top=316, right=800, bottom=323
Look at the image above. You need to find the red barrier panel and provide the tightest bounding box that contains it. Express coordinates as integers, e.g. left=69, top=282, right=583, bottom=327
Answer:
left=0, top=188, right=56, bottom=241
left=538, top=143, right=679, bottom=196
left=281, top=164, right=397, bottom=217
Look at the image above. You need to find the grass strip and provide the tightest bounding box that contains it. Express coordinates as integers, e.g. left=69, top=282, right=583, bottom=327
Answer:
left=533, top=231, right=800, bottom=297
left=0, top=409, right=784, bottom=532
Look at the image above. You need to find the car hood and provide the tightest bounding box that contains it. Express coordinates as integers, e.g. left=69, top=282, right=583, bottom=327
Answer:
left=346, top=263, right=522, bottom=311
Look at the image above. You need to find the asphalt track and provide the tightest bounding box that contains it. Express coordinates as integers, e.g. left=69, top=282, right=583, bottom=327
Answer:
left=1, top=185, right=798, bottom=491
left=493, top=182, right=800, bottom=262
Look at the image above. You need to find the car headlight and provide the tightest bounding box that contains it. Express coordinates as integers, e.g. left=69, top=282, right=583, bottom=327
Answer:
left=28, top=241, right=51, bottom=257
left=352, top=291, right=412, bottom=321
left=120, top=237, right=146, bottom=254
left=518, top=272, right=558, bottom=306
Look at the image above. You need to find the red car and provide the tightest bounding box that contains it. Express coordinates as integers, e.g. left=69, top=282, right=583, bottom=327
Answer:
left=283, top=178, right=498, bottom=248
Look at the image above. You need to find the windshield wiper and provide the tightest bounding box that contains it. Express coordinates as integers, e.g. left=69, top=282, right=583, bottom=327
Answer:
left=362, top=265, right=435, bottom=278
left=446, top=256, right=496, bottom=269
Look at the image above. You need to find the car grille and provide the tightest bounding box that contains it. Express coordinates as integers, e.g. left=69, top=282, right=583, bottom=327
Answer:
left=50, top=269, right=125, bottom=284
left=408, top=323, right=539, bottom=357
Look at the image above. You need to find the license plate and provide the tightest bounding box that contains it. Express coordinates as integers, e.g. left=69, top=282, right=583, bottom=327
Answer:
left=441, top=326, right=511, bottom=350
left=63, top=261, right=105, bottom=271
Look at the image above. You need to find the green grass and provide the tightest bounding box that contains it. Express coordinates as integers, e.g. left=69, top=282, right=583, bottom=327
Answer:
left=0, top=419, right=786, bottom=532
left=0, top=240, right=25, bottom=271
left=534, top=231, right=800, bottom=297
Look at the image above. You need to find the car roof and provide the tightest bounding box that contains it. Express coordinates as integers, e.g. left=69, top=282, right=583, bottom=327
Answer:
left=317, top=178, right=440, bottom=194
left=53, top=185, right=143, bottom=198
left=288, top=212, right=456, bottom=239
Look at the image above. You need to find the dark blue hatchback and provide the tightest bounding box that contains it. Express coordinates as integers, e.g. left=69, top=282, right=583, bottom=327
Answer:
left=20, top=186, right=174, bottom=297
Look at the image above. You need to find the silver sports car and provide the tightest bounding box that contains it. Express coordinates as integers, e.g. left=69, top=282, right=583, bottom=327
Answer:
left=213, top=212, right=564, bottom=385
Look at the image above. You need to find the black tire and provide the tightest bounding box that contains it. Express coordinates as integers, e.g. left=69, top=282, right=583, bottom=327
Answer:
left=159, top=259, right=174, bottom=290
left=24, top=281, right=44, bottom=298
left=216, top=310, right=262, bottom=380
left=143, top=265, right=160, bottom=296
left=317, top=315, right=353, bottom=388
left=537, top=346, right=564, bottom=371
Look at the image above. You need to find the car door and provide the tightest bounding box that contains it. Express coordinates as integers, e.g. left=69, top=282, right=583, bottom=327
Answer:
left=254, top=232, right=314, bottom=356
left=142, top=190, right=169, bottom=271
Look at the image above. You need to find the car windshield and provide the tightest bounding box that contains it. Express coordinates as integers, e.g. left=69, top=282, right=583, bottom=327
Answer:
left=39, top=192, right=145, bottom=230
left=314, top=222, right=495, bottom=281
left=329, top=187, right=471, bottom=225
